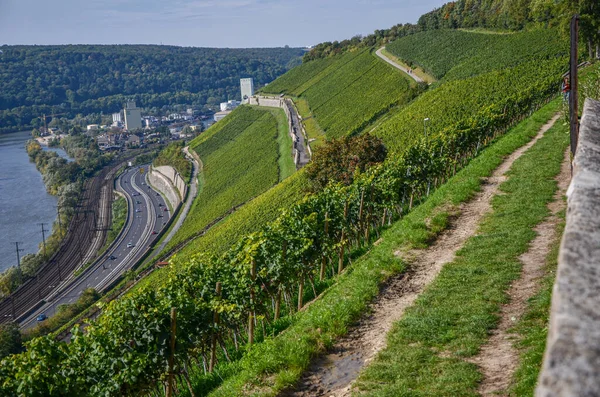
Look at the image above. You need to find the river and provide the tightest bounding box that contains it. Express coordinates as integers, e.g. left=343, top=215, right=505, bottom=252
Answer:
left=0, top=131, right=72, bottom=273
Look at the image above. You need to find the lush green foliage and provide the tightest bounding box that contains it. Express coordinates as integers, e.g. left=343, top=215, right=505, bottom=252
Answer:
left=0, top=45, right=304, bottom=133
left=153, top=141, right=192, bottom=181
left=355, top=112, right=568, bottom=396
left=418, top=0, right=599, bottom=46
left=163, top=106, right=280, bottom=253
left=306, top=134, right=387, bottom=190
left=0, top=69, right=561, bottom=396
left=263, top=49, right=415, bottom=138
left=373, top=58, right=566, bottom=153
left=0, top=323, right=22, bottom=359
left=387, top=29, right=567, bottom=80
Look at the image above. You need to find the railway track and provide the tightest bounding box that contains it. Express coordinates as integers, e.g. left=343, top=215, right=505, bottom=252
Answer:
left=0, top=164, right=118, bottom=325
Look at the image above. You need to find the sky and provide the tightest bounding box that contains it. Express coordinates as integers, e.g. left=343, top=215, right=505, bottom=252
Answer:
left=0, top=0, right=448, bottom=48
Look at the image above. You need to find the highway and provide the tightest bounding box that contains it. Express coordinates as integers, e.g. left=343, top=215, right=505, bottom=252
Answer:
left=20, top=165, right=170, bottom=329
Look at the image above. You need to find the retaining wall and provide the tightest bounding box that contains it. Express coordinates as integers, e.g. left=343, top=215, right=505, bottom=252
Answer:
left=537, top=98, right=600, bottom=396
left=148, top=165, right=185, bottom=209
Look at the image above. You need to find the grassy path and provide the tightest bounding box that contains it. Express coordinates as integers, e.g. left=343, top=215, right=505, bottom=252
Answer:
left=286, top=113, right=561, bottom=397
left=353, top=114, right=568, bottom=396
left=200, top=101, right=562, bottom=397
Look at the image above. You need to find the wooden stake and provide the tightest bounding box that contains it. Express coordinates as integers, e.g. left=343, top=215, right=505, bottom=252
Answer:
left=274, top=288, right=281, bottom=320
left=248, top=259, right=256, bottom=345
left=297, top=279, right=304, bottom=311
left=209, top=282, right=222, bottom=372
left=166, top=307, right=177, bottom=397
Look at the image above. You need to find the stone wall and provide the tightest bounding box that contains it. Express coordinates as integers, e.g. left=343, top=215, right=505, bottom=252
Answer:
left=154, top=165, right=187, bottom=199
left=537, top=98, right=600, bottom=396
left=148, top=165, right=187, bottom=209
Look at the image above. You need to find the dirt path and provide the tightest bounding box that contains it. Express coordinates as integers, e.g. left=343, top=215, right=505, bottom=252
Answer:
left=469, top=146, right=570, bottom=396
left=281, top=113, right=561, bottom=397
left=375, top=47, right=424, bottom=83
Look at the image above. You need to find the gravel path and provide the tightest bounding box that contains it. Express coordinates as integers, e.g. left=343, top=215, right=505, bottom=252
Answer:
left=375, top=47, right=424, bottom=83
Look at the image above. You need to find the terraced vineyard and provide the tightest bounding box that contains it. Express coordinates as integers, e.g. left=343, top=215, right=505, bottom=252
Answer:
left=386, top=29, right=568, bottom=81
left=162, top=106, right=281, bottom=253
left=262, top=48, right=413, bottom=138
left=373, top=58, right=566, bottom=153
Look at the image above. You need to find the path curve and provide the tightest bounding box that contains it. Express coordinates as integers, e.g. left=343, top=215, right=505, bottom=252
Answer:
left=376, top=46, right=424, bottom=83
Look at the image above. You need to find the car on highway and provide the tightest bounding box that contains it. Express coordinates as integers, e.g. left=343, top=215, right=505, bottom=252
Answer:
left=156, top=193, right=160, bottom=196
left=163, top=208, right=168, bottom=211
left=136, top=200, right=141, bottom=204
left=152, top=231, right=157, bottom=235
left=36, top=314, right=47, bottom=322
left=127, top=242, right=133, bottom=248
left=135, top=209, right=141, bottom=213
left=158, top=214, right=163, bottom=218
left=109, top=255, right=117, bottom=260
left=158, top=203, right=162, bottom=207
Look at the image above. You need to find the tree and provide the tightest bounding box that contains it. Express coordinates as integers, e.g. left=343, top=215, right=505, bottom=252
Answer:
left=306, top=134, right=387, bottom=191
left=0, top=323, right=22, bottom=359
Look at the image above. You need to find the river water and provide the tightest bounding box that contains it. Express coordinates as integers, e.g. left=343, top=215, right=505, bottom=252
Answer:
left=0, top=131, right=71, bottom=273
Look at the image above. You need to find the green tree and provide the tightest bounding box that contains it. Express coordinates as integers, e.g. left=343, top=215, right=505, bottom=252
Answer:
left=0, top=323, right=22, bottom=359
left=306, top=134, right=387, bottom=191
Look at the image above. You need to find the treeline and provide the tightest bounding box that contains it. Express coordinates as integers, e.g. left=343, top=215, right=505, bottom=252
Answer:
left=305, top=0, right=599, bottom=61
left=0, top=45, right=305, bottom=133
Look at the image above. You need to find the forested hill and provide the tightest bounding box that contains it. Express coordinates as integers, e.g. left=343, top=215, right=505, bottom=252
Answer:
left=0, top=45, right=304, bottom=133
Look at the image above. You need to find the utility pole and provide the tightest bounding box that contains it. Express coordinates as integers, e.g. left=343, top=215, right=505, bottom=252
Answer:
left=57, top=205, right=62, bottom=233
left=13, top=242, right=24, bottom=269
left=39, top=223, right=48, bottom=259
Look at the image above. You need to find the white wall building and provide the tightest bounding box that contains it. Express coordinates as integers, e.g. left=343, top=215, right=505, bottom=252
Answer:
left=240, top=78, right=254, bottom=102
left=124, top=101, right=142, bottom=131
left=112, top=112, right=122, bottom=123
left=220, top=100, right=241, bottom=112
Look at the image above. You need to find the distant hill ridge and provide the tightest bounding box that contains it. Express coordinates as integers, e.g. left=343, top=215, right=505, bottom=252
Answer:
left=0, top=45, right=304, bottom=133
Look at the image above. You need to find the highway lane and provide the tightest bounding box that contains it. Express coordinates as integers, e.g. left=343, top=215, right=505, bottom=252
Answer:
left=21, top=165, right=170, bottom=328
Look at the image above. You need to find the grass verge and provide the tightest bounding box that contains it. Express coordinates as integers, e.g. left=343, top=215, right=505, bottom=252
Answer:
left=199, top=100, right=562, bottom=396
left=354, top=107, right=567, bottom=395
left=257, top=106, right=295, bottom=181
left=509, top=209, right=565, bottom=395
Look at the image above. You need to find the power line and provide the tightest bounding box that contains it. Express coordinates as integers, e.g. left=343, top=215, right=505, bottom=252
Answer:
left=13, top=242, right=24, bottom=269
left=39, top=223, right=49, bottom=259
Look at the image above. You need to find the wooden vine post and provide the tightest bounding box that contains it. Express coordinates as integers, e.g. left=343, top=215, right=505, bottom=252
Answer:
left=320, top=212, right=329, bottom=281
left=275, top=241, right=287, bottom=320
left=338, top=201, right=349, bottom=274
left=248, top=259, right=256, bottom=345
left=209, top=282, right=222, bottom=372
left=358, top=189, right=365, bottom=246
left=166, top=307, right=177, bottom=397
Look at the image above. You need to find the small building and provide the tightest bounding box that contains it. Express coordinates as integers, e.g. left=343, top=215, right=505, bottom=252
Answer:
left=220, top=100, right=240, bottom=112
left=127, top=134, right=142, bottom=147
left=86, top=124, right=99, bottom=131
left=214, top=111, right=232, bottom=122
left=112, top=112, right=122, bottom=123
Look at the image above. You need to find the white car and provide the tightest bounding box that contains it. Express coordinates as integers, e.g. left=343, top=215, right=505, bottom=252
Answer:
left=127, top=242, right=133, bottom=248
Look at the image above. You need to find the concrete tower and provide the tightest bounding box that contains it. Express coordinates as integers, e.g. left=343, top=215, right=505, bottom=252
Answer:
left=240, top=78, right=254, bottom=102
left=124, top=101, right=142, bottom=131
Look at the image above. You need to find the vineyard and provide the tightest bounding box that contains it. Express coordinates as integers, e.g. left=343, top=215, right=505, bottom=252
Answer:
left=262, top=49, right=414, bottom=138
left=162, top=106, right=280, bottom=254
left=372, top=58, right=566, bottom=153
left=386, top=29, right=568, bottom=81
left=0, top=66, right=564, bottom=397
left=0, top=23, right=574, bottom=396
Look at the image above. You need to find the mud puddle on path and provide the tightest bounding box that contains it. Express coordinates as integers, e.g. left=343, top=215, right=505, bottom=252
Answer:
left=280, top=114, right=561, bottom=397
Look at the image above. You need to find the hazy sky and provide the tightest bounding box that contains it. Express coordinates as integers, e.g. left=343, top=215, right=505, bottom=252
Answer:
left=0, top=0, right=448, bottom=48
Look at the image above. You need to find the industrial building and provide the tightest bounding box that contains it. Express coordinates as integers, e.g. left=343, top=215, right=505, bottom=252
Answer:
left=240, top=78, right=254, bottom=102
left=124, top=101, right=142, bottom=131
